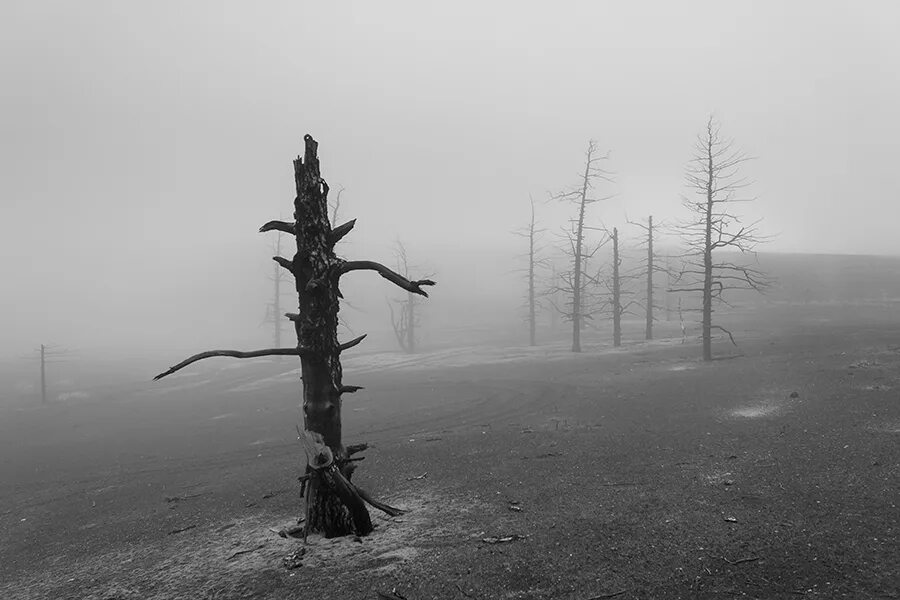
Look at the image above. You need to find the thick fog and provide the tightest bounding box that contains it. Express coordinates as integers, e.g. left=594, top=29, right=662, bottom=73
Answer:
left=1, top=1, right=899, bottom=360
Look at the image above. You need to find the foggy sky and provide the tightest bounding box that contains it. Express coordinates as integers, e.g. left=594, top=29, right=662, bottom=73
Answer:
left=2, top=1, right=899, bottom=359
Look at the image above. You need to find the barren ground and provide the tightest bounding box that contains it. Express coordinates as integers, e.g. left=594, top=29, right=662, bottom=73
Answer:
left=1, top=305, right=898, bottom=599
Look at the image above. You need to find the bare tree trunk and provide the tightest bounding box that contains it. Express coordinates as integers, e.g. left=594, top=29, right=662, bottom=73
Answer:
left=550, top=263, right=559, bottom=333
left=665, top=254, right=672, bottom=322
left=288, top=138, right=370, bottom=536
left=391, top=241, right=419, bottom=354
left=612, top=228, right=621, bottom=348
left=528, top=200, right=536, bottom=346
left=572, top=158, right=590, bottom=353
left=40, top=344, right=46, bottom=404
left=406, top=290, right=415, bottom=353
left=645, top=216, right=653, bottom=341
left=274, top=234, right=283, bottom=348
left=702, top=138, right=714, bottom=362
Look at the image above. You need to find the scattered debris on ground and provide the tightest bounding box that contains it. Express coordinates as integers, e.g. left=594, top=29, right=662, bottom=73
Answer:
left=227, top=543, right=266, bottom=560
left=482, top=534, right=527, bottom=544
left=167, top=524, right=196, bottom=535
left=282, top=548, right=305, bottom=569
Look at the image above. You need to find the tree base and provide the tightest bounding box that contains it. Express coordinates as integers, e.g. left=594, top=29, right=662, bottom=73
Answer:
left=304, top=462, right=374, bottom=538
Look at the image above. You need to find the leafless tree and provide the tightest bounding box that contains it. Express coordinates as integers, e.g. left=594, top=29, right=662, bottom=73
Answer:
left=549, top=140, right=614, bottom=352
left=329, top=185, right=344, bottom=226
left=670, top=116, right=771, bottom=361
left=23, top=344, right=70, bottom=403
left=262, top=231, right=292, bottom=347
left=512, top=196, right=548, bottom=346
left=587, top=226, right=638, bottom=347
left=627, top=215, right=670, bottom=340
left=604, top=227, right=635, bottom=347
left=155, top=135, right=435, bottom=538
left=388, top=240, right=431, bottom=353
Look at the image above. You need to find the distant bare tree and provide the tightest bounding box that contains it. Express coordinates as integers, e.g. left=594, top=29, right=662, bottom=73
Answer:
left=513, top=196, right=548, bottom=346
left=550, top=140, right=613, bottom=352
left=262, top=231, right=292, bottom=347
left=627, top=215, right=670, bottom=340
left=329, top=185, right=344, bottom=225
left=606, top=227, right=631, bottom=347
left=388, top=240, right=429, bottom=353
left=589, top=226, right=638, bottom=347
left=23, top=344, right=70, bottom=403
left=670, top=116, right=771, bottom=361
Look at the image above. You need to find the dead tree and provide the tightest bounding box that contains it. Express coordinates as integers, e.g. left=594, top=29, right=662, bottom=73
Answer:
left=388, top=240, right=427, bottom=353
left=155, top=135, right=435, bottom=538
left=627, top=215, right=670, bottom=341
left=262, top=232, right=291, bottom=347
left=591, top=227, right=637, bottom=347
left=513, top=196, right=548, bottom=346
left=550, top=140, right=613, bottom=352
left=670, top=116, right=770, bottom=361
left=609, top=228, right=624, bottom=347
left=23, top=344, right=70, bottom=403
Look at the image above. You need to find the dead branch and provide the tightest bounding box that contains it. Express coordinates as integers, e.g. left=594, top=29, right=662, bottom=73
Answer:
left=329, top=219, right=356, bottom=246
left=721, top=556, right=759, bottom=566
left=586, top=590, right=629, bottom=600
left=154, top=347, right=305, bottom=380
left=341, top=260, right=436, bottom=297
left=273, top=256, right=294, bottom=273
left=227, top=543, right=266, bottom=560
left=167, top=524, right=197, bottom=535
left=259, top=220, right=295, bottom=235
left=355, top=485, right=406, bottom=517
left=346, top=443, right=368, bottom=456
left=338, top=334, right=367, bottom=352
left=711, top=325, right=737, bottom=346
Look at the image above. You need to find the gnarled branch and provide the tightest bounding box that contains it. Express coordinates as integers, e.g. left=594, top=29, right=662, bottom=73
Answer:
left=154, top=347, right=306, bottom=380
left=259, top=220, right=295, bottom=235
left=341, top=261, right=436, bottom=297
left=339, top=385, right=364, bottom=394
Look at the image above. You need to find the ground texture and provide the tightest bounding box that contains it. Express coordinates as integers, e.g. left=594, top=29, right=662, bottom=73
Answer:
left=1, top=305, right=898, bottom=599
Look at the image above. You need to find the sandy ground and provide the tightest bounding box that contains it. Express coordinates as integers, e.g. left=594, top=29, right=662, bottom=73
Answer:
left=1, top=305, right=898, bottom=599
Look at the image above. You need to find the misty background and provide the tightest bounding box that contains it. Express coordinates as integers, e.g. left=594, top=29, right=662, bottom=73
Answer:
left=2, top=1, right=899, bottom=365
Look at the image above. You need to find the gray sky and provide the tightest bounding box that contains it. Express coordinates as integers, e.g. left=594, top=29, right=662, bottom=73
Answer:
left=1, top=1, right=899, bottom=358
